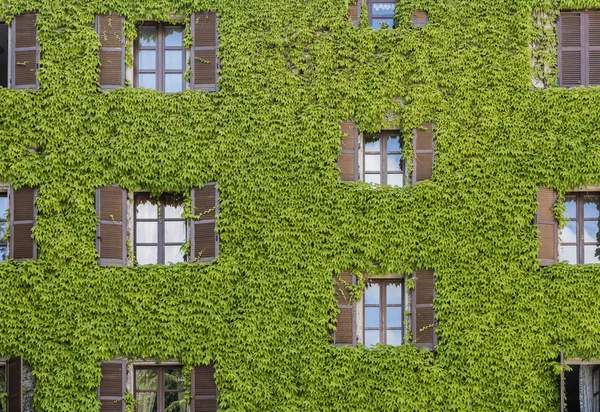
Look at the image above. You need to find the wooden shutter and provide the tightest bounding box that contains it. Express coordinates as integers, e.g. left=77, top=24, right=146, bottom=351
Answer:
left=11, top=12, right=38, bottom=89
left=559, top=12, right=583, bottom=87
left=338, top=121, right=358, bottom=182
left=348, top=0, right=361, bottom=26
left=191, top=12, right=218, bottom=91
left=9, top=186, right=36, bottom=260
left=191, top=183, right=219, bottom=262
left=7, top=356, right=22, bottom=412
left=96, top=186, right=127, bottom=266
left=333, top=271, right=356, bottom=346
left=96, top=13, right=125, bottom=90
left=412, top=269, right=436, bottom=350
left=190, top=364, right=218, bottom=412
left=412, top=122, right=434, bottom=183
left=588, top=11, right=600, bottom=86
left=97, top=360, right=126, bottom=412
left=411, top=10, right=429, bottom=27
left=536, top=187, right=558, bottom=266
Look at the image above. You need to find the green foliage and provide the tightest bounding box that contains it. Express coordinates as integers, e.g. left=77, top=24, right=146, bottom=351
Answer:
left=0, top=0, right=597, bottom=410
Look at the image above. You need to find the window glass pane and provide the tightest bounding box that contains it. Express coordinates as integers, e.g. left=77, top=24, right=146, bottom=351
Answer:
left=584, top=245, right=600, bottom=264
left=165, top=221, right=186, bottom=243
left=364, top=307, right=380, bottom=328
left=386, top=329, right=402, bottom=346
left=165, top=26, right=183, bottom=47
left=136, top=195, right=158, bottom=218
left=372, top=18, right=394, bottom=29
left=0, top=365, right=5, bottom=392
left=364, top=174, right=381, bottom=184
left=165, top=50, right=183, bottom=71
left=595, top=368, right=600, bottom=392
left=136, top=368, right=158, bottom=390
left=585, top=195, right=600, bottom=218
left=560, top=245, right=577, bottom=264
left=0, top=222, right=7, bottom=239
left=137, top=246, right=158, bottom=265
left=372, top=3, right=396, bottom=16
left=165, top=246, right=185, bottom=264
left=0, top=196, right=8, bottom=217
left=0, top=246, right=7, bottom=262
left=164, top=368, right=185, bottom=390
left=165, top=73, right=183, bottom=93
left=585, top=220, right=600, bottom=243
left=364, top=136, right=380, bottom=152
left=138, top=73, right=156, bottom=90
left=164, top=199, right=184, bottom=219
left=595, top=396, right=600, bottom=412
left=364, top=283, right=380, bottom=304
left=561, top=221, right=577, bottom=243
left=164, top=391, right=186, bottom=412
left=386, top=307, right=403, bottom=328
left=564, top=196, right=577, bottom=219
left=139, top=26, right=157, bottom=46
left=387, top=174, right=403, bottom=187
left=386, top=283, right=402, bottom=304
left=387, top=135, right=401, bottom=152
left=365, top=155, right=381, bottom=171
left=135, top=392, right=158, bottom=412
left=364, top=330, right=380, bottom=346
left=136, top=222, right=158, bottom=243
left=138, top=50, right=156, bottom=70
left=387, top=154, right=402, bottom=171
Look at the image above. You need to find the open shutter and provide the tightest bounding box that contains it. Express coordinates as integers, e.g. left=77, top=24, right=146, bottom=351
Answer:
left=11, top=12, right=38, bottom=89
left=96, top=186, right=127, bottom=266
left=588, top=11, right=600, bottom=86
left=333, top=271, right=356, bottom=346
left=348, top=0, right=361, bottom=26
left=338, top=121, right=358, bottom=182
left=559, top=12, right=584, bottom=87
left=412, top=269, right=436, bottom=350
left=536, top=187, right=558, bottom=266
left=190, top=364, right=218, bottom=412
left=7, top=356, right=22, bottom=412
left=9, top=187, right=36, bottom=260
left=412, top=122, right=434, bottom=183
left=191, top=183, right=219, bottom=262
left=191, top=12, right=218, bottom=91
left=97, top=360, right=126, bottom=412
left=96, top=13, right=125, bottom=90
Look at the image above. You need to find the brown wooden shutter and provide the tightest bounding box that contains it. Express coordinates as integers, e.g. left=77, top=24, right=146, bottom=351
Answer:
left=333, top=271, right=356, bottom=346
left=96, top=13, right=125, bottom=90
left=348, top=0, right=361, bottom=26
left=560, top=12, right=583, bottom=87
left=412, top=269, right=436, bottom=350
left=7, top=356, right=22, bottom=412
left=588, top=11, right=600, bottom=86
left=338, top=121, right=358, bottom=182
left=96, top=186, right=127, bottom=266
left=11, top=12, right=38, bottom=89
left=412, top=122, right=434, bottom=183
left=411, top=10, right=429, bottom=27
left=9, top=187, right=36, bottom=260
left=191, top=12, right=218, bottom=91
left=97, top=360, right=126, bottom=412
left=536, top=187, right=558, bottom=266
left=191, top=183, right=219, bottom=262
left=190, top=364, right=218, bottom=412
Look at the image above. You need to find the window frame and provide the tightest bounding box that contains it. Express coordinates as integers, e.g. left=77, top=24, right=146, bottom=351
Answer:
left=133, top=193, right=187, bottom=265
left=363, top=130, right=404, bottom=186
left=368, top=0, right=396, bottom=29
left=561, top=192, right=600, bottom=264
left=363, top=278, right=404, bottom=346
left=133, top=365, right=186, bottom=412
left=134, top=22, right=186, bottom=92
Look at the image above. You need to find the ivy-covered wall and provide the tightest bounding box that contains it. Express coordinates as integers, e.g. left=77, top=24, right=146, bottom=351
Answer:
left=1, top=0, right=599, bottom=410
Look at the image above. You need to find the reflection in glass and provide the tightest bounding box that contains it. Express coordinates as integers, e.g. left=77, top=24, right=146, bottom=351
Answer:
left=388, top=154, right=402, bottom=171
left=136, top=196, right=158, bottom=218
left=0, top=196, right=8, bottom=216
left=364, top=136, right=380, bottom=151
left=595, top=368, right=600, bottom=392
left=386, top=329, right=402, bottom=346
left=139, top=73, right=157, bottom=90
left=387, top=174, right=403, bottom=187
left=584, top=220, right=599, bottom=242
left=165, top=246, right=185, bottom=264
left=165, top=26, right=183, bottom=47
left=365, top=155, right=381, bottom=171
left=0, top=222, right=7, bottom=239
left=139, top=26, right=157, bottom=46
left=561, top=221, right=577, bottom=243
left=387, top=135, right=401, bottom=152
left=138, top=50, right=156, bottom=70
left=364, top=307, right=380, bottom=328
left=584, top=245, right=600, bottom=264
left=364, top=174, right=381, bottom=184
left=364, top=330, right=379, bottom=346
left=364, top=283, right=380, bottom=304
left=165, top=50, right=183, bottom=70
left=372, top=18, right=394, bottom=29
left=560, top=245, right=577, bottom=264
left=386, top=307, right=402, bottom=328
left=164, top=201, right=184, bottom=219
left=0, top=246, right=6, bottom=262
left=164, top=391, right=186, bottom=412
left=136, top=368, right=158, bottom=390
left=164, top=368, right=184, bottom=390
left=136, top=392, right=158, bottom=412
left=165, top=221, right=186, bottom=243
left=585, top=195, right=600, bottom=218
left=136, top=222, right=158, bottom=243
left=386, top=283, right=402, bottom=304
left=165, top=74, right=183, bottom=93
left=564, top=196, right=576, bottom=219
left=372, top=3, right=396, bottom=15
left=137, top=246, right=158, bottom=265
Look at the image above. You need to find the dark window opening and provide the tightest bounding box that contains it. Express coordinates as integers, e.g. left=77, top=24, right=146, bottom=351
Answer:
left=134, top=23, right=186, bottom=92
left=369, top=0, right=396, bottom=29
left=135, top=366, right=186, bottom=412
left=363, top=131, right=404, bottom=186
left=0, top=23, right=7, bottom=88
left=363, top=279, right=403, bottom=346
left=134, top=193, right=187, bottom=265
left=560, top=193, right=600, bottom=264
left=0, top=193, right=7, bottom=261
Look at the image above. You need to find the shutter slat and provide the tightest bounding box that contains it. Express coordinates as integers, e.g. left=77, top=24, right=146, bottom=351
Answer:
left=412, top=269, right=436, bottom=350
left=192, top=12, right=218, bottom=91
left=10, top=187, right=36, bottom=260
left=96, top=186, right=127, bottom=266
left=12, top=12, right=38, bottom=89
left=191, top=364, right=218, bottom=412
left=191, top=184, right=218, bottom=262
left=194, top=12, right=216, bottom=47
left=562, top=13, right=581, bottom=47
left=334, top=271, right=355, bottom=346
left=411, top=10, right=429, bottom=26
left=338, top=121, right=358, bottom=182
left=14, top=14, right=36, bottom=48
left=412, top=122, right=435, bottom=183
left=537, top=187, right=558, bottom=266
left=96, top=14, right=124, bottom=89
left=561, top=51, right=582, bottom=86
left=589, top=50, right=600, bottom=85
left=7, top=357, right=22, bottom=412
left=98, top=361, right=126, bottom=412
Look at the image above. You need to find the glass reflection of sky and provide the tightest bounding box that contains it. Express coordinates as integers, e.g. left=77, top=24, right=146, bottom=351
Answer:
left=561, top=221, right=576, bottom=243
left=372, top=3, right=395, bottom=15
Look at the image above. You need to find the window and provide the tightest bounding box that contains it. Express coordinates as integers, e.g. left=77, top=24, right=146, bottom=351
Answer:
left=0, top=193, right=7, bottom=261
left=411, top=10, right=428, bottom=27
left=135, top=366, right=186, bottom=412
left=0, top=22, right=7, bottom=88
left=560, top=193, right=600, bottom=264
left=369, top=0, right=396, bottom=29
left=135, top=23, right=186, bottom=92
left=363, top=131, right=404, bottom=186
left=363, top=279, right=403, bottom=346
left=134, top=193, right=187, bottom=265
left=559, top=11, right=600, bottom=87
